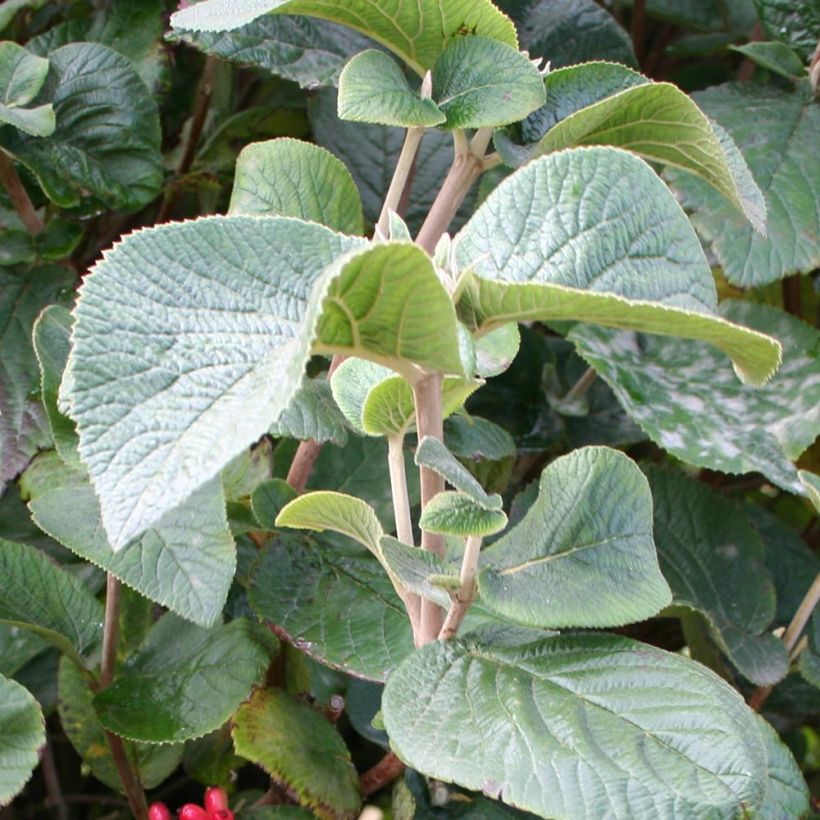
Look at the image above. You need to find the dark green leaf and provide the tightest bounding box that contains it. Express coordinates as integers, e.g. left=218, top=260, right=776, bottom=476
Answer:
left=729, top=41, right=807, bottom=78
left=0, top=41, right=54, bottom=136
left=753, top=0, right=820, bottom=60
left=0, top=673, right=44, bottom=806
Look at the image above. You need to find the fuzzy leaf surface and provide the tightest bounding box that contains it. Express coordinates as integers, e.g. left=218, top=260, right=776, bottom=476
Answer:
left=0, top=41, right=53, bottom=136
left=754, top=714, right=811, bottom=817
left=0, top=673, right=44, bottom=807
left=269, top=378, right=349, bottom=446
left=419, top=491, right=507, bottom=537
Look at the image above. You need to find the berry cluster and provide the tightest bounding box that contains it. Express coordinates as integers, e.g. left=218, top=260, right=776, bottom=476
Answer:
left=149, top=786, right=234, bottom=820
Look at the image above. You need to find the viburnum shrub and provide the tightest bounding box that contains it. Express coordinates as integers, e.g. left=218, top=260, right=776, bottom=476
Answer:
left=0, top=0, right=818, bottom=818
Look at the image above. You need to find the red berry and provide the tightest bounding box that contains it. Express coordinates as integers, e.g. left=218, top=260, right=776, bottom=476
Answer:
left=148, top=803, right=172, bottom=820
left=178, top=806, right=208, bottom=820
left=204, top=787, right=229, bottom=814
left=211, top=812, right=234, bottom=820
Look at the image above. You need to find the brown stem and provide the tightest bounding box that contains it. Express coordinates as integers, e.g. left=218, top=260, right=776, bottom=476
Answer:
left=286, top=439, right=322, bottom=493
left=360, top=751, right=405, bottom=797
left=564, top=366, right=597, bottom=402
left=781, top=274, right=802, bottom=318
left=439, top=535, right=483, bottom=640
left=0, top=151, right=44, bottom=234
left=40, top=737, right=68, bottom=820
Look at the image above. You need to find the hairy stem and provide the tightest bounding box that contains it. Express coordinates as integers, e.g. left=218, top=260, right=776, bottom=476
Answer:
left=286, top=439, right=322, bottom=493
left=376, top=126, right=425, bottom=237
left=0, top=151, right=44, bottom=234
left=565, top=366, right=597, bottom=401
left=360, top=751, right=406, bottom=797
left=439, top=535, right=483, bottom=640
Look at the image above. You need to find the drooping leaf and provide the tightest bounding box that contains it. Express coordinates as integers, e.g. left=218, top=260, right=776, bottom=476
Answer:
left=232, top=688, right=361, bottom=819
left=248, top=536, right=413, bottom=681
left=93, top=616, right=276, bottom=743
left=646, top=468, right=787, bottom=686
left=419, top=491, right=508, bottom=537
left=0, top=673, right=44, bottom=806
left=269, top=377, right=349, bottom=446
left=455, top=147, right=780, bottom=386
left=431, top=36, right=545, bottom=129
left=29, top=478, right=235, bottom=628
left=0, top=265, right=73, bottom=485
left=170, top=0, right=518, bottom=74
left=478, top=447, right=670, bottom=629
left=57, top=657, right=182, bottom=792
left=729, top=41, right=807, bottom=78
left=338, top=50, right=444, bottom=128
left=229, top=138, right=364, bottom=235
left=0, top=41, right=54, bottom=136
left=571, top=301, right=819, bottom=496
left=753, top=0, right=820, bottom=60
left=666, top=81, right=819, bottom=286
left=0, top=538, right=102, bottom=667
left=382, top=634, right=769, bottom=818
left=0, top=43, right=162, bottom=211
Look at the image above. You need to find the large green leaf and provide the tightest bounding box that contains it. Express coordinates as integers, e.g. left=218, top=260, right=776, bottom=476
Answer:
left=0, top=43, right=162, bottom=211
left=232, top=688, right=361, bottom=819
left=382, top=634, right=768, bottom=818
left=646, top=468, right=787, bottom=686
left=29, top=478, right=235, bottom=628
left=229, top=138, right=364, bottom=235
left=170, top=0, right=518, bottom=75
left=338, top=50, right=444, bottom=128
left=0, top=673, right=44, bottom=806
left=455, top=147, right=781, bottom=386
left=666, top=81, right=819, bottom=287
left=0, top=538, right=102, bottom=667
left=754, top=713, right=811, bottom=818
left=479, top=447, right=670, bottom=628
left=248, top=536, right=414, bottom=681
left=269, top=377, right=349, bottom=446
left=753, top=0, right=820, bottom=60
left=0, top=41, right=54, bottom=136
left=0, top=265, right=73, bottom=486
left=93, top=616, right=276, bottom=743
left=571, top=301, right=819, bottom=496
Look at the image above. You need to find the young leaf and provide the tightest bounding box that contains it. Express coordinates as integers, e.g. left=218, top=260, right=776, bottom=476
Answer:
left=92, top=616, right=276, bottom=743
left=571, top=301, right=819, bottom=496
left=478, top=447, right=670, bottom=629
left=0, top=538, right=103, bottom=667
left=729, top=41, right=807, bottom=78
left=382, top=634, right=768, bottom=818
left=269, top=377, right=350, bottom=446
left=0, top=41, right=54, bottom=136
left=431, top=36, right=545, bottom=129
left=666, top=81, right=819, bottom=286
left=419, top=491, right=507, bottom=537
left=29, top=478, right=236, bottom=628
left=232, top=688, right=361, bottom=819
left=229, top=138, right=364, bottom=235
left=248, top=536, right=414, bottom=681
left=455, top=147, right=781, bottom=386
left=646, top=468, right=788, bottom=686
left=0, top=673, right=44, bottom=806
left=170, top=0, right=518, bottom=75
left=338, top=51, right=444, bottom=128
left=473, top=323, right=520, bottom=378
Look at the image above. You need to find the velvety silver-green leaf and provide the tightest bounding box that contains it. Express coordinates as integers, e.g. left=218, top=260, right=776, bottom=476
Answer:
left=330, top=358, right=392, bottom=436
left=229, top=138, right=364, bottom=234
left=666, top=81, right=819, bottom=286
left=474, top=323, right=520, bottom=378
left=0, top=538, right=102, bottom=667
left=93, top=616, right=276, bottom=743
left=431, top=36, right=545, bottom=129
left=0, top=43, right=162, bottom=211
left=755, top=713, right=811, bottom=817
left=455, top=147, right=780, bottom=386
left=248, top=536, right=413, bottom=681
left=419, top=491, right=507, bottom=537
left=0, top=265, right=73, bottom=485
left=269, top=377, right=349, bottom=446
left=0, top=42, right=53, bottom=136
left=29, top=479, right=235, bottom=628
left=753, top=0, right=820, bottom=60
left=382, top=634, right=768, bottom=818
left=571, top=301, right=819, bottom=496
left=729, top=41, right=807, bottom=78
left=338, top=50, right=444, bottom=128
left=647, top=468, right=788, bottom=686
left=479, top=447, right=670, bottom=629
left=170, top=0, right=518, bottom=74
left=232, top=687, right=361, bottom=819
left=0, top=673, right=44, bottom=806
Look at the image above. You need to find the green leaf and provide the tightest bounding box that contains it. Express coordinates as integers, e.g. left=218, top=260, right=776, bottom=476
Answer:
left=330, top=359, right=391, bottom=436
left=0, top=43, right=162, bottom=211
left=799, top=470, right=820, bottom=514
left=431, top=36, right=545, bottom=129
left=232, top=687, right=361, bottom=819
left=0, top=42, right=54, bottom=137
left=0, top=538, right=103, bottom=667
left=473, top=323, right=520, bottom=378
left=229, top=138, right=364, bottom=235
left=171, top=0, right=518, bottom=75
left=29, top=479, right=235, bottom=628
left=0, top=625, right=47, bottom=679
left=666, top=81, right=819, bottom=287
left=93, top=616, right=276, bottom=743
left=251, top=478, right=297, bottom=530
left=0, top=1, right=48, bottom=32
left=270, top=377, right=349, bottom=446
left=729, top=41, right=807, bottom=78
left=57, top=657, right=182, bottom=792
left=755, top=713, right=811, bottom=817
left=0, top=673, right=44, bottom=806
left=248, top=536, right=413, bottom=681
left=338, top=50, right=444, bottom=128
left=455, top=147, right=780, bottom=386
left=419, top=491, right=507, bottom=537
left=478, top=447, right=670, bottom=629
left=382, top=634, right=768, bottom=818
left=0, top=230, right=33, bottom=267
left=646, top=468, right=788, bottom=686
left=570, top=301, right=819, bottom=496
left=1, top=265, right=73, bottom=486
left=753, top=0, right=820, bottom=60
